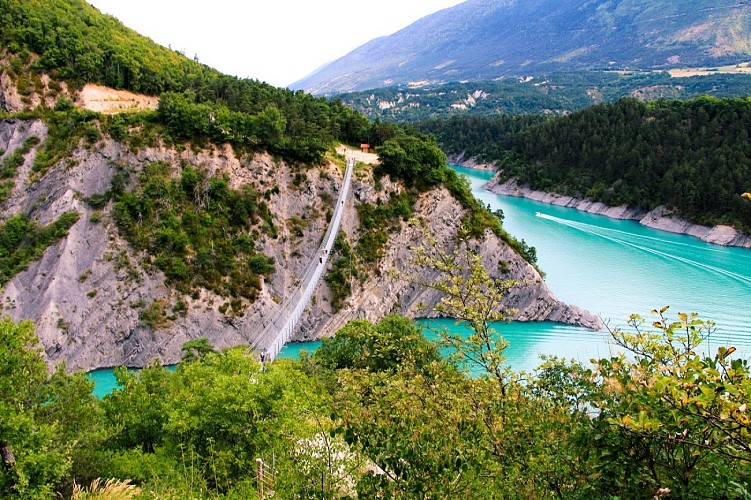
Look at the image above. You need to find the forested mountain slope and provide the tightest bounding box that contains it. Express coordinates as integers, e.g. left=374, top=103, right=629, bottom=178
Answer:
left=338, top=71, right=751, bottom=121
left=294, top=0, right=751, bottom=95
left=0, top=3, right=749, bottom=500
left=0, top=0, right=598, bottom=371
left=420, top=97, right=751, bottom=233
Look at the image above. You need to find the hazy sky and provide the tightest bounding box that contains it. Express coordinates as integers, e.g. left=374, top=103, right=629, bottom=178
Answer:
left=86, top=0, right=466, bottom=88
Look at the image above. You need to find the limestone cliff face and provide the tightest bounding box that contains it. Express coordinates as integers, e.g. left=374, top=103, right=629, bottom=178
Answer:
left=296, top=185, right=602, bottom=340
left=0, top=67, right=66, bottom=113
left=0, top=119, right=600, bottom=371
left=0, top=71, right=23, bottom=113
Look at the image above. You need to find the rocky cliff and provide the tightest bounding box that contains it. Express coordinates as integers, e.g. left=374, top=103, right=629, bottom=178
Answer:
left=297, top=183, right=602, bottom=340
left=0, top=119, right=600, bottom=372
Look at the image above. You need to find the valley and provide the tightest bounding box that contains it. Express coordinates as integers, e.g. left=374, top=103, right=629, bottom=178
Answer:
left=1, top=0, right=750, bottom=497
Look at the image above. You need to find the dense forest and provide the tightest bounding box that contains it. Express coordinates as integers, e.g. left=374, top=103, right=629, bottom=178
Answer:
left=2, top=302, right=749, bottom=498
left=421, top=96, right=751, bottom=232
left=338, top=71, right=751, bottom=122
left=0, top=0, right=383, bottom=163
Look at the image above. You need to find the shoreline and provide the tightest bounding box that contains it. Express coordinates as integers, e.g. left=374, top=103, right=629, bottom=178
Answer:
left=448, top=158, right=751, bottom=249
left=485, top=176, right=751, bottom=249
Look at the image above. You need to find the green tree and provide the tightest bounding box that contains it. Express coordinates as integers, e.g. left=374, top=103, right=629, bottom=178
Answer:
left=0, top=317, right=97, bottom=499
left=575, top=308, right=751, bottom=497
left=376, top=134, right=447, bottom=188
left=401, top=222, right=518, bottom=384
left=103, top=364, right=173, bottom=454
left=336, top=361, right=496, bottom=498
left=315, top=314, right=441, bottom=373
left=180, top=338, right=216, bottom=362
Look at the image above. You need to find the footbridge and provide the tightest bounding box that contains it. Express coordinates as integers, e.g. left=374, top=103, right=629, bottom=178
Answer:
left=248, top=156, right=355, bottom=361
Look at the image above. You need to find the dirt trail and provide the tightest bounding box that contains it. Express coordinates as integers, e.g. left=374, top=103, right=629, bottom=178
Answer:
left=77, top=83, right=158, bottom=114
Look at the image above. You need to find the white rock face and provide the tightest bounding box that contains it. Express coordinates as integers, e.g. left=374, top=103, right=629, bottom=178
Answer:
left=639, top=206, right=751, bottom=248
left=0, top=119, right=601, bottom=371
left=0, top=71, right=24, bottom=113
left=486, top=177, right=644, bottom=220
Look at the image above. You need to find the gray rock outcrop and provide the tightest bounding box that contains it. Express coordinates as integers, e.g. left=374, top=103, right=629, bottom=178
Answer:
left=0, top=119, right=601, bottom=371
left=296, top=186, right=601, bottom=340
left=0, top=71, right=24, bottom=113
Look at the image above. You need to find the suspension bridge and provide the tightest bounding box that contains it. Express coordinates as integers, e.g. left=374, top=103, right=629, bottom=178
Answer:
left=247, top=156, right=355, bottom=361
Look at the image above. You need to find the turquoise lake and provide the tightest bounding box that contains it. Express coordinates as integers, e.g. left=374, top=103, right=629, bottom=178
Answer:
left=89, top=166, right=751, bottom=396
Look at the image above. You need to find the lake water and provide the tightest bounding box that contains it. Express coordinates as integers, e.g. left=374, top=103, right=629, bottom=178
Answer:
left=89, top=165, right=751, bottom=395
left=444, top=165, right=751, bottom=368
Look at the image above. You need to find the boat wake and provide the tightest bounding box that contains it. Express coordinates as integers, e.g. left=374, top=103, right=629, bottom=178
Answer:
left=536, top=212, right=751, bottom=286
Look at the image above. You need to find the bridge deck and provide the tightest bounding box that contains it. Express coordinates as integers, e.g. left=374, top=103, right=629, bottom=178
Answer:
left=249, top=156, right=355, bottom=361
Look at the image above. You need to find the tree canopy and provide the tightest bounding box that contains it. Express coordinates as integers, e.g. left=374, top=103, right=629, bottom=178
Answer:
left=422, top=96, right=751, bottom=232
left=1, top=307, right=749, bottom=498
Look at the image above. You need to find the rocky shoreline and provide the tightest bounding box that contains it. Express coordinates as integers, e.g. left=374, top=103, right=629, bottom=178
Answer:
left=449, top=155, right=751, bottom=249
left=483, top=176, right=751, bottom=249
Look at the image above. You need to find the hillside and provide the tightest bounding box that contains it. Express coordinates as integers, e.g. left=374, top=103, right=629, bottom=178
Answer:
left=337, top=71, right=751, bottom=121
left=420, top=97, right=751, bottom=235
left=0, top=118, right=599, bottom=371
left=1, top=2, right=749, bottom=499
left=0, top=0, right=599, bottom=371
left=293, top=0, right=751, bottom=95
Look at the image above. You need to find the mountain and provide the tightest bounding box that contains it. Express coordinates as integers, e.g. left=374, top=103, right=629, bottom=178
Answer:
left=420, top=97, right=751, bottom=238
left=336, top=71, right=751, bottom=121
left=293, top=0, right=751, bottom=95
left=0, top=0, right=599, bottom=371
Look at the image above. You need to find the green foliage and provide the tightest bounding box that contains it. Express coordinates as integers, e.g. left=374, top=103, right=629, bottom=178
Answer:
left=155, top=89, right=387, bottom=165
left=314, top=314, right=441, bottom=373
left=1, top=0, right=203, bottom=95
left=0, top=211, right=79, bottom=285
left=113, top=162, right=274, bottom=302
left=335, top=362, right=492, bottom=498
left=137, top=300, right=171, bottom=330
left=0, top=317, right=101, bottom=499
left=424, top=96, right=751, bottom=232
left=0, top=135, right=39, bottom=203
left=343, top=72, right=751, bottom=122
left=440, top=167, right=540, bottom=267
left=3, top=306, right=750, bottom=498
left=180, top=337, right=216, bottom=363
left=103, top=365, right=172, bottom=454
left=325, top=232, right=358, bottom=312
left=1, top=135, right=38, bottom=176
left=573, top=308, right=751, bottom=497
left=0, top=0, right=399, bottom=166
left=375, top=131, right=447, bottom=189
left=33, top=109, right=103, bottom=178
left=327, top=306, right=751, bottom=498
left=99, top=350, right=346, bottom=497
left=355, top=191, right=416, bottom=264
left=404, top=224, right=517, bottom=382
left=330, top=324, right=583, bottom=498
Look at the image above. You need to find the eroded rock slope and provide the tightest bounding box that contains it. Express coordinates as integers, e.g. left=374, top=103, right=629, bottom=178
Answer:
left=0, top=119, right=600, bottom=371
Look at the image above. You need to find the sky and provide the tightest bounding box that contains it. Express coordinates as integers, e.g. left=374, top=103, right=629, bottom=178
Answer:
left=86, top=0, right=466, bottom=88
